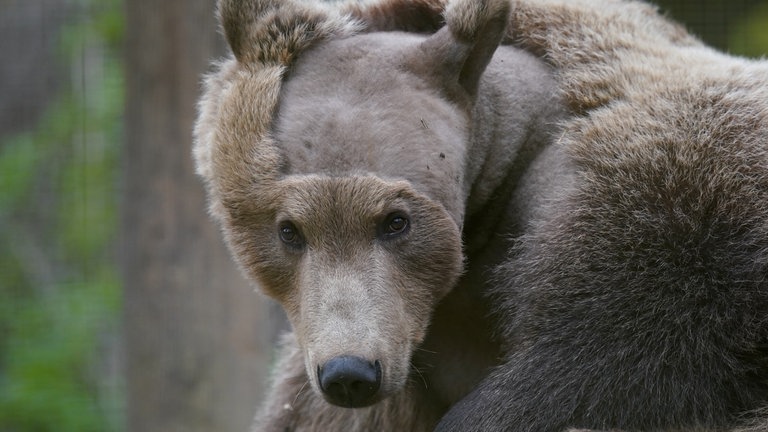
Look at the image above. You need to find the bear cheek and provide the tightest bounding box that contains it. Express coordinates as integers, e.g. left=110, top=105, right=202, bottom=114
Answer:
left=409, top=218, right=463, bottom=304
left=230, top=223, right=301, bottom=306
left=392, top=258, right=459, bottom=345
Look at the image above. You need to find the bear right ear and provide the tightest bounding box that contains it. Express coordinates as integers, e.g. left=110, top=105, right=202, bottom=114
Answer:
left=411, top=0, right=510, bottom=102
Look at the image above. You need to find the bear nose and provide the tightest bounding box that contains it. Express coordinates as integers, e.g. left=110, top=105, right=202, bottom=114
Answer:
left=318, top=355, right=382, bottom=408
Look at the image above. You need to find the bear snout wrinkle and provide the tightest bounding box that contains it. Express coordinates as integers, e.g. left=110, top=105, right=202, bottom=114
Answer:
left=318, top=356, right=382, bottom=408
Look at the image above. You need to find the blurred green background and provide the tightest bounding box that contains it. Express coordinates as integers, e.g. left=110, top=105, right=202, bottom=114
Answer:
left=0, top=0, right=122, bottom=430
left=0, top=0, right=766, bottom=431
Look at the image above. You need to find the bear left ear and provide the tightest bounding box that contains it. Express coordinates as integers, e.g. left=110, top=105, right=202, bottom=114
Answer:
left=412, top=0, right=510, bottom=101
left=217, top=0, right=361, bottom=65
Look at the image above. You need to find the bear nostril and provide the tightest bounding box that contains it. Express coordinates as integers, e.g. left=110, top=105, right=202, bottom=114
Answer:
left=317, top=356, right=382, bottom=408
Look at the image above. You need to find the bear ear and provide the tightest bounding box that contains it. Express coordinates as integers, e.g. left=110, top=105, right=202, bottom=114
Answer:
left=217, top=0, right=278, bottom=63
left=217, top=0, right=360, bottom=65
left=414, top=0, right=510, bottom=100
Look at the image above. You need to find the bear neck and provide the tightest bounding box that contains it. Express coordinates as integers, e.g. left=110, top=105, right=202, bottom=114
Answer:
left=461, top=44, right=566, bottom=253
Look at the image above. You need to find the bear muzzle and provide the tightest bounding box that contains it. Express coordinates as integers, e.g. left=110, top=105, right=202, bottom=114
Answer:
left=317, top=355, right=383, bottom=408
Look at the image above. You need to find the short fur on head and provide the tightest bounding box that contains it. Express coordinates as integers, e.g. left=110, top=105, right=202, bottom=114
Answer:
left=194, top=0, right=453, bottom=216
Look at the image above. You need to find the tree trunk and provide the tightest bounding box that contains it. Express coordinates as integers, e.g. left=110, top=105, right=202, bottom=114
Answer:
left=122, top=1, right=285, bottom=431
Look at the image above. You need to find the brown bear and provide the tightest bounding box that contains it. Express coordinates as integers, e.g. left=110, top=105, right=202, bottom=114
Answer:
left=193, top=0, right=768, bottom=430
left=195, top=0, right=565, bottom=429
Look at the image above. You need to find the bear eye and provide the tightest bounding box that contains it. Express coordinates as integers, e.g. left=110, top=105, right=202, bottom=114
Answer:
left=278, top=221, right=304, bottom=248
left=379, top=212, right=410, bottom=240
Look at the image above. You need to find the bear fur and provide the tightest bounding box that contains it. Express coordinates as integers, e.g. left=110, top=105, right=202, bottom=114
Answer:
left=193, top=0, right=768, bottom=431
left=437, top=1, right=768, bottom=431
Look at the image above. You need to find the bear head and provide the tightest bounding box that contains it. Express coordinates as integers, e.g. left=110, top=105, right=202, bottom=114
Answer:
left=193, top=0, right=508, bottom=408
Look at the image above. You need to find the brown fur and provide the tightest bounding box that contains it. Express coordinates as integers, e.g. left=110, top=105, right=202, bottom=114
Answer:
left=437, top=1, right=768, bottom=431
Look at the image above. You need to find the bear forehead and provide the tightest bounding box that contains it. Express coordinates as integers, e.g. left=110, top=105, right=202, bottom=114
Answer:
left=273, top=32, right=468, bottom=177
left=269, top=32, right=468, bottom=222
left=283, top=31, right=427, bottom=90
left=274, top=175, right=417, bottom=220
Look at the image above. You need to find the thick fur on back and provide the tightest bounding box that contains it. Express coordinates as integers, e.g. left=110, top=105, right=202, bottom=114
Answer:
left=437, top=1, right=768, bottom=431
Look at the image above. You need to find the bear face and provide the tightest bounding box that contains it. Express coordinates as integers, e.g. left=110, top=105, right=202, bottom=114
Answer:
left=208, top=29, right=490, bottom=408
left=195, top=0, right=514, bottom=412
left=216, top=30, right=480, bottom=407
left=231, top=174, right=462, bottom=407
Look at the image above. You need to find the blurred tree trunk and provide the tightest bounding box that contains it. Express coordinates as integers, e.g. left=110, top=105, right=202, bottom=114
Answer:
left=0, top=0, right=69, bottom=143
left=122, top=1, right=285, bottom=431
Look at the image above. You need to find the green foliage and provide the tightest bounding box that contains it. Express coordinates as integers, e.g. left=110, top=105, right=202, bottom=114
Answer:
left=0, top=277, right=120, bottom=431
left=729, top=2, right=768, bottom=58
left=0, top=0, right=124, bottom=430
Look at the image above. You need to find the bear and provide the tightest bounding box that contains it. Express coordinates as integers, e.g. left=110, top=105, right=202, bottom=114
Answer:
left=193, top=0, right=768, bottom=431
left=194, top=0, right=566, bottom=429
